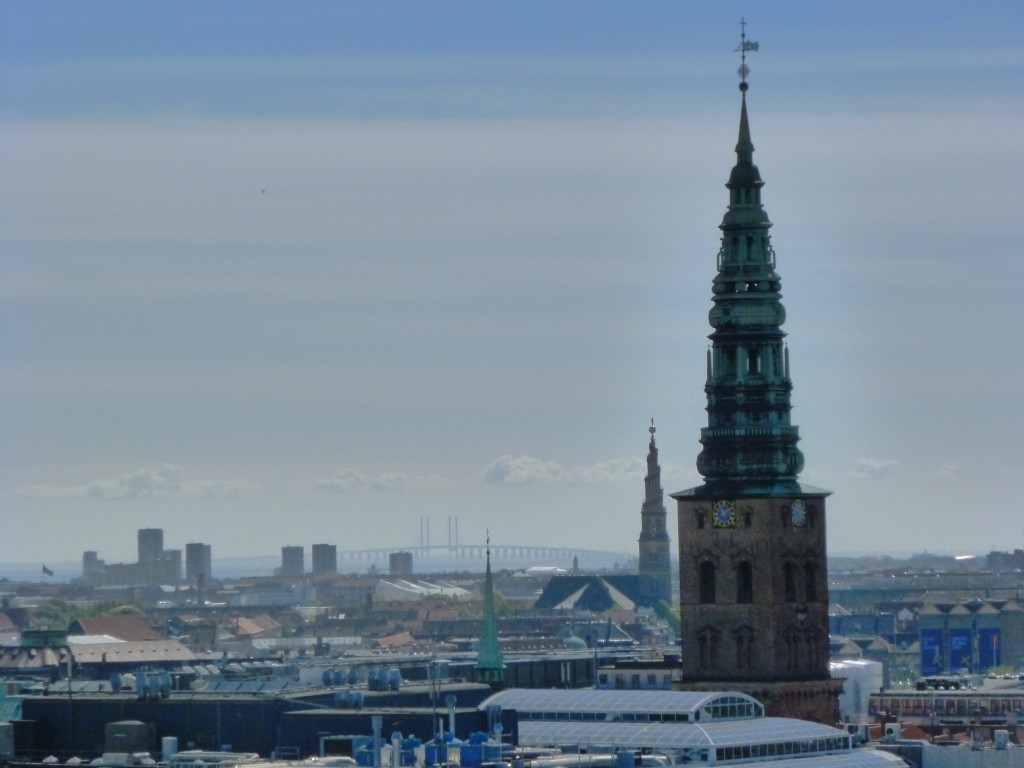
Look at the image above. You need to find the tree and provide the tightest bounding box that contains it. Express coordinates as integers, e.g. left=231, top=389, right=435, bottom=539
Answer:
left=655, top=599, right=681, bottom=636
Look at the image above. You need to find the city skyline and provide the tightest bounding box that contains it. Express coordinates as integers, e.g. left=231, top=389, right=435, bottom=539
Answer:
left=2, top=2, right=1022, bottom=565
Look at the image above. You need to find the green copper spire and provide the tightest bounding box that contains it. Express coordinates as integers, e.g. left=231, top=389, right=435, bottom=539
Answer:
left=474, top=532, right=505, bottom=687
left=694, top=75, right=805, bottom=497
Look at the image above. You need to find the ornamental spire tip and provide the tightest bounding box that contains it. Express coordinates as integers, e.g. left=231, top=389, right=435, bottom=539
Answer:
left=736, top=17, right=759, bottom=93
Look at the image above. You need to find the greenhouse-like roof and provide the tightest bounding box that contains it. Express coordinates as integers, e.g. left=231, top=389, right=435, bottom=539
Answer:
left=480, top=688, right=763, bottom=721
left=516, top=718, right=846, bottom=752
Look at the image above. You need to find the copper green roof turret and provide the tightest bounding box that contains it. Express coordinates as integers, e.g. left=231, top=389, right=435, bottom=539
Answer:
left=693, top=77, right=805, bottom=497
left=474, top=532, right=505, bottom=688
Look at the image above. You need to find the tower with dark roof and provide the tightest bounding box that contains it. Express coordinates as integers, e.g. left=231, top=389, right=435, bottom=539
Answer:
left=638, top=420, right=672, bottom=608
left=671, top=26, right=841, bottom=723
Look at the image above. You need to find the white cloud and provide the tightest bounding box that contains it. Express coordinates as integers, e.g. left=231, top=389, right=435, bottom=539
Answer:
left=18, top=464, right=255, bottom=500
left=923, top=464, right=958, bottom=481
left=368, top=472, right=407, bottom=492
left=315, top=468, right=369, bottom=493
left=850, top=458, right=902, bottom=480
left=483, top=454, right=644, bottom=486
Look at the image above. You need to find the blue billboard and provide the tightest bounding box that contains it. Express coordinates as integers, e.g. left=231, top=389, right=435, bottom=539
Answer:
left=979, top=628, right=1001, bottom=670
left=949, top=628, right=972, bottom=672
left=921, top=628, right=943, bottom=676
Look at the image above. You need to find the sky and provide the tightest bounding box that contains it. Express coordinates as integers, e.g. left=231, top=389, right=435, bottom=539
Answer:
left=2, top=1, right=1022, bottom=570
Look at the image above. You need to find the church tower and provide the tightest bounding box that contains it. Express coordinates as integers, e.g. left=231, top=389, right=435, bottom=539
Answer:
left=474, top=533, right=505, bottom=689
left=671, top=26, right=841, bottom=723
left=638, top=419, right=672, bottom=608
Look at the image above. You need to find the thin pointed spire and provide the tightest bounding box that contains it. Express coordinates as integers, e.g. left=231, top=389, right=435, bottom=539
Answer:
left=639, top=419, right=671, bottom=607
left=693, top=22, right=804, bottom=494
left=736, top=93, right=753, bottom=155
left=475, top=529, right=505, bottom=687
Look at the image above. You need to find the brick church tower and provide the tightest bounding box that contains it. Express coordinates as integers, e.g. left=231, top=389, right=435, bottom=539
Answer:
left=671, top=27, right=841, bottom=723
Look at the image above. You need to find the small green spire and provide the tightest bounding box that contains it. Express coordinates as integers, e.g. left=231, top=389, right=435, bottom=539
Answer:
left=474, top=531, right=505, bottom=687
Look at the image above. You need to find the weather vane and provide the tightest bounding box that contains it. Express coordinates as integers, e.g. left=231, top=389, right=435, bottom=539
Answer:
left=736, top=17, right=759, bottom=92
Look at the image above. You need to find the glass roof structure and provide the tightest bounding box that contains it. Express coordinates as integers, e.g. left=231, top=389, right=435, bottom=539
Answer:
left=516, top=719, right=843, bottom=751
left=481, top=689, right=764, bottom=722
left=478, top=690, right=907, bottom=766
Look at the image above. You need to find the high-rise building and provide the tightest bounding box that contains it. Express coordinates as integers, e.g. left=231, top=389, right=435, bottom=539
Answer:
left=82, top=550, right=104, bottom=584
left=137, top=528, right=164, bottom=565
left=637, top=420, right=672, bottom=608
left=185, top=542, right=213, bottom=582
left=671, top=35, right=841, bottom=723
left=389, top=551, right=414, bottom=577
left=164, top=548, right=182, bottom=583
left=311, top=543, right=337, bottom=576
left=281, top=545, right=305, bottom=577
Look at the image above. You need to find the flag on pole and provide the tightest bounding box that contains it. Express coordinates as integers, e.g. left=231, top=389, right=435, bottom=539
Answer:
left=42, top=565, right=54, bottom=576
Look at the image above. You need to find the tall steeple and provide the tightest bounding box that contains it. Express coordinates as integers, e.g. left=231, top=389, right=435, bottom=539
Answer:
left=474, top=532, right=505, bottom=688
left=638, top=419, right=672, bottom=607
left=695, top=36, right=803, bottom=496
left=671, top=23, right=839, bottom=724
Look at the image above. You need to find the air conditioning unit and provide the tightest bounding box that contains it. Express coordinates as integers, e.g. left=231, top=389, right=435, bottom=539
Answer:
left=883, top=723, right=901, bottom=742
left=845, top=724, right=869, bottom=744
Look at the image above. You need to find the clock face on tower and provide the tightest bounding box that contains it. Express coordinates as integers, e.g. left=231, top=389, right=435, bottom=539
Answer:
left=791, top=499, right=807, bottom=527
left=713, top=500, right=736, bottom=528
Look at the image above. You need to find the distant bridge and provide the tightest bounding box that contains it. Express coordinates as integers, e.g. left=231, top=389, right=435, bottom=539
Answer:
left=335, top=544, right=632, bottom=571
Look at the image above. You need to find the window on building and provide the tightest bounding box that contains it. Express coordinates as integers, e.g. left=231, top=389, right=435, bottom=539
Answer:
left=698, top=626, right=720, bottom=670
left=736, top=561, right=753, bottom=603
left=805, top=562, right=818, bottom=603
left=735, top=627, right=755, bottom=670
left=747, top=348, right=760, bottom=374
left=699, top=560, right=716, bottom=604
left=784, top=561, right=798, bottom=603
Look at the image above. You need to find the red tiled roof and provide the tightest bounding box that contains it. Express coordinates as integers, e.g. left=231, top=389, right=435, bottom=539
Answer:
left=376, top=631, right=416, bottom=648
left=70, top=639, right=195, bottom=664
left=250, top=614, right=281, bottom=632
left=70, top=615, right=164, bottom=642
left=900, top=723, right=930, bottom=740
left=229, top=617, right=266, bottom=637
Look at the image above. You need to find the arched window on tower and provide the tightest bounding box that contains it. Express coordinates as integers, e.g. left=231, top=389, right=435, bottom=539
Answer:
left=699, top=561, right=716, bottom=604
left=805, top=628, right=821, bottom=671
left=747, top=348, right=760, bottom=374
left=736, top=561, right=753, bottom=604
left=698, top=626, right=720, bottom=670
left=784, top=627, right=800, bottom=672
left=804, top=562, right=818, bottom=603
left=735, top=626, right=755, bottom=671
left=784, top=561, right=798, bottom=603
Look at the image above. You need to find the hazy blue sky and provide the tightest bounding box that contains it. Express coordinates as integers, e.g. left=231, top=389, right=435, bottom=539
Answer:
left=2, top=1, right=1022, bottom=568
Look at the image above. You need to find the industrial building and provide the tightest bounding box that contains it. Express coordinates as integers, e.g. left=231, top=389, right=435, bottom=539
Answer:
left=480, top=689, right=906, bottom=766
